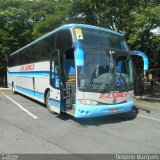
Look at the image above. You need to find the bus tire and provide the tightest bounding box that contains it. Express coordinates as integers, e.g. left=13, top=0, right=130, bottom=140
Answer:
left=45, top=91, right=55, bottom=113
left=12, top=84, right=16, bottom=94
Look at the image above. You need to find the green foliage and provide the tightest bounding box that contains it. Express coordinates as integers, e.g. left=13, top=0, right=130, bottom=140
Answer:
left=32, top=0, right=72, bottom=38
left=0, top=0, right=34, bottom=57
left=127, top=2, right=160, bottom=69
left=69, top=0, right=140, bottom=32
left=69, top=0, right=160, bottom=69
left=0, top=0, right=160, bottom=70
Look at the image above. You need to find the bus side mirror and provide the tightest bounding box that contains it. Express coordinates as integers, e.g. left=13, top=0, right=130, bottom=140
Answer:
left=74, top=42, right=84, bottom=66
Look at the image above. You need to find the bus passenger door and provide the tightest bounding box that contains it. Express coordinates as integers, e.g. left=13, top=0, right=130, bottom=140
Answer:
left=64, top=49, right=76, bottom=114
left=49, top=50, right=61, bottom=114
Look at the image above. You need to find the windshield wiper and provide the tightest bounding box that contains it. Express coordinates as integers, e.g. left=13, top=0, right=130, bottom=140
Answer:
left=99, top=51, right=114, bottom=93
left=99, top=50, right=129, bottom=93
left=99, top=78, right=113, bottom=93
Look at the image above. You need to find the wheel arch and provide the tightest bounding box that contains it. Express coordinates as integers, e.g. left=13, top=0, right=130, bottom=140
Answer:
left=12, top=81, right=15, bottom=86
left=11, top=80, right=16, bottom=94
left=44, top=88, right=50, bottom=103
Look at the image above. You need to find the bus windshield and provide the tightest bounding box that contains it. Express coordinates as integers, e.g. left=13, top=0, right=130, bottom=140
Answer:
left=74, top=28, right=129, bottom=51
left=77, top=48, right=134, bottom=92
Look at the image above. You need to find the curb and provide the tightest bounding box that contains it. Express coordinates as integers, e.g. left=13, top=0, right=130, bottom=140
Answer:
left=135, top=96, right=160, bottom=103
left=0, top=88, right=10, bottom=90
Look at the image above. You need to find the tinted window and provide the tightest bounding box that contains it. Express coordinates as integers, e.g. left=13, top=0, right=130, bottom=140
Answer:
left=23, top=48, right=31, bottom=64
left=56, top=29, right=72, bottom=50
left=8, top=54, right=18, bottom=67
left=73, top=28, right=129, bottom=51
left=31, top=43, right=41, bottom=63
left=18, top=51, right=23, bottom=65
left=41, top=34, right=56, bottom=61
left=9, top=33, right=57, bottom=66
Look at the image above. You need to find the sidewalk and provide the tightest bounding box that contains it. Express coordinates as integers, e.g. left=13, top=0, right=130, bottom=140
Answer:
left=0, top=87, right=10, bottom=90
left=135, top=83, right=160, bottom=103
left=0, top=85, right=10, bottom=90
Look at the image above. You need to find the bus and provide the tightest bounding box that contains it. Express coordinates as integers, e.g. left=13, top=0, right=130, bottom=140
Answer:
left=7, top=24, right=134, bottom=118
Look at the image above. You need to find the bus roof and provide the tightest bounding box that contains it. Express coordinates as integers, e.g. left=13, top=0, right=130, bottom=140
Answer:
left=10, top=24, right=124, bottom=56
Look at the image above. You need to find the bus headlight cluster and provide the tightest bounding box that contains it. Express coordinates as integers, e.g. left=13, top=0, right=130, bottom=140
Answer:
left=79, top=99, right=98, bottom=105
left=126, top=96, right=134, bottom=102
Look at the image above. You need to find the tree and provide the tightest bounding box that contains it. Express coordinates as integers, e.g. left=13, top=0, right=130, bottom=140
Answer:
left=69, top=0, right=140, bottom=32
left=69, top=0, right=160, bottom=69
left=32, top=0, right=72, bottom=38
left=127, top=2, right=160, bottom=69
left=0, top=0, right=160, bottom=85
left=0, top=0, right=34, bottom=57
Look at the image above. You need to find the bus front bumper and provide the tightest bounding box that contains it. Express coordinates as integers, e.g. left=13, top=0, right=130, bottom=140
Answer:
left=74, top=100, right=134, bottom=118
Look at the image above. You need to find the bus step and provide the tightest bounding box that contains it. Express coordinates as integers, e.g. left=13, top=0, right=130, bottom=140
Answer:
left=66, top=104, right=75, bottom=116
left=65, top=109, right=75, bottom=116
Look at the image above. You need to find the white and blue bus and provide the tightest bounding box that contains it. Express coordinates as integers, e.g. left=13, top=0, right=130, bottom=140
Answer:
left=7, top=24, right=134, bottom=118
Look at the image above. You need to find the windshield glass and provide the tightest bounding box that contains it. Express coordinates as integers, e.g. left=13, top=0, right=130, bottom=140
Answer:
left=77, top=48, right=134, bottom=92
left=74, top=28, right=129, bottom=51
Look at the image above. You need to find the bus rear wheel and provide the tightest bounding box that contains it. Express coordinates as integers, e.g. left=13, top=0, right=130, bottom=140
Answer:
left=12, top=84, right=16, bottom=94
left=45, top=91, right=55, bottom=114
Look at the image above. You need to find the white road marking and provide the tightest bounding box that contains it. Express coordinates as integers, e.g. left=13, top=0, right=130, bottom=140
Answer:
left=137, top=114, right=160, bottom=122
left=0, top=91, right=39, bottom=119
left=130, top=113, right=160, bottom=122
left=0, top=90, right=160, bottom=122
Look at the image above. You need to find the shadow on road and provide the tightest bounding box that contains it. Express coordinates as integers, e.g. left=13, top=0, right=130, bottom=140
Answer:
left=16, top=92, right=46, bottom=108
left=15, top=92, right=141, bottom=126
left=136, top=107, right=151, bottom=113
left=59, top=106, right=139, bottom=126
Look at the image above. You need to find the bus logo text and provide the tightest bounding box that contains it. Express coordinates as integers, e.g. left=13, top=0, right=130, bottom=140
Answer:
left=99, top=93, right=128, bottom=99
left=20, top=64, right=35, bottom=71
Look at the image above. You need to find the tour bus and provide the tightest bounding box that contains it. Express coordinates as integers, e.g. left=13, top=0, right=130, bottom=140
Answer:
left=7, top=24, right=134, bottom=118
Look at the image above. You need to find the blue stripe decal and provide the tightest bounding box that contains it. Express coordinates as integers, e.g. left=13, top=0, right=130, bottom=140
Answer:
left=35, top=91, right=44, bottom=99
left=50, top=98, right=60, bottom=103
left=16, top=86, right=44, bottom=99
left=7, top=71, right=50, bottom=77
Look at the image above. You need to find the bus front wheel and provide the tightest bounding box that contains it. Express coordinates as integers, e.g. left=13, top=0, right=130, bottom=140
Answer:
left=45, top=91, right=55, bottom=114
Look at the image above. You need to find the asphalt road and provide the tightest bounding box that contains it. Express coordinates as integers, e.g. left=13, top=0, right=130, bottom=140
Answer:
left=0, top=89, right=160, bottom=154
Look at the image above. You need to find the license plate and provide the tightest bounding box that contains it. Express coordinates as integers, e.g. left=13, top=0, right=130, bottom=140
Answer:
left=109, top=108, right=118, bottom=113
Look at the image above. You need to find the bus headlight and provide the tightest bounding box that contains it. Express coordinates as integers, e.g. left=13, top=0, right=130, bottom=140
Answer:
left=126, top=96, right=134, bottom=102
left=79, top=99, right=98, bottom=105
